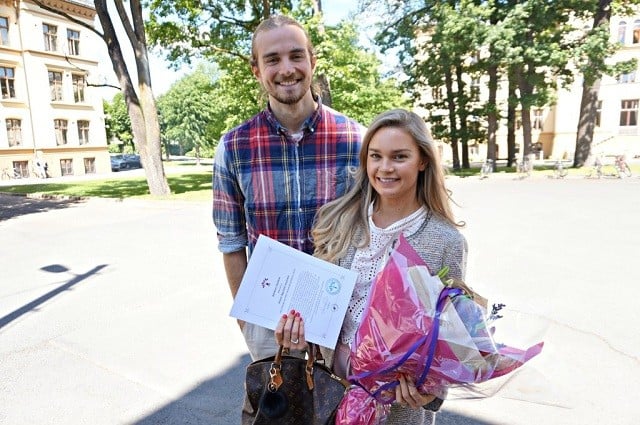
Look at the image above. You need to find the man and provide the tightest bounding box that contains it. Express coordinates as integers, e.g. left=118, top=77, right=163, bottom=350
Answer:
left=212, top=15, right=363, bottom=361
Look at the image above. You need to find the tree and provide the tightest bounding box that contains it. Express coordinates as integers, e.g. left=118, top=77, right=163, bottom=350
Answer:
left=147, top=0, right=408, bottom=128
left=104, top=93, right=133, bottom=152
left=32, top=0, right=171, bottom=196
left=157, top=65, right=218, bottom=162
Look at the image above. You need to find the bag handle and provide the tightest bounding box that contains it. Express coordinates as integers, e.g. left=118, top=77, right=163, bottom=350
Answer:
left=269, top=342, right=323, bottom=392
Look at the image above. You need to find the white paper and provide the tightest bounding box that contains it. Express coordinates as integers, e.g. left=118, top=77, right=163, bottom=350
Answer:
left=229, top=235, right=357, bottom=349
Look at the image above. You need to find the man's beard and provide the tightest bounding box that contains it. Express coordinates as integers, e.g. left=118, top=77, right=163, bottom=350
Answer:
left=272, top=91, right=306, bottom=105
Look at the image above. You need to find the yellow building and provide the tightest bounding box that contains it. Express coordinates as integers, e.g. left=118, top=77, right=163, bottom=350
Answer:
left=0, top=0, right=109, bottom=180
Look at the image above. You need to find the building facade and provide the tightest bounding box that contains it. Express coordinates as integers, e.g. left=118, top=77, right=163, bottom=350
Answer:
left=0, top=0, right=109, bottom=180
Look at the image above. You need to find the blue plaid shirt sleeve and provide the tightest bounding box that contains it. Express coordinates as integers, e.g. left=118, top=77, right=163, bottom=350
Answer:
left=212, top=140, right=248, bottom=253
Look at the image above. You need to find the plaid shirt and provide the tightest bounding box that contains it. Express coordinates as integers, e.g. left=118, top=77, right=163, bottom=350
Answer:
left=213, top=102, right=363, bottom=256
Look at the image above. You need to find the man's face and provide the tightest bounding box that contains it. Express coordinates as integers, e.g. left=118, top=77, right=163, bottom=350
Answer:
left=251, top=25, right=316, bottom=106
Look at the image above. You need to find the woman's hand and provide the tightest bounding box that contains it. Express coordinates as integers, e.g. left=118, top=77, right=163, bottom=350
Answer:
left=274, top=309, right=306, bottom=351
left=395, top=374, right=436, bottom=409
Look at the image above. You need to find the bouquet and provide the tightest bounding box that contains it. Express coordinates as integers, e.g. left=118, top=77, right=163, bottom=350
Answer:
left=335, top=235, right=544, bottom=425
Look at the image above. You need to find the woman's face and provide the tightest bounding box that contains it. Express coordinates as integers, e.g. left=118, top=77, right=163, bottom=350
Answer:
left=366, top=126, right=426, bottom=204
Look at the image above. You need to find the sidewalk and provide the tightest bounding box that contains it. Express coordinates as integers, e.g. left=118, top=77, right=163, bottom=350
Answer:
left=1, top=176, right=639, bottom=424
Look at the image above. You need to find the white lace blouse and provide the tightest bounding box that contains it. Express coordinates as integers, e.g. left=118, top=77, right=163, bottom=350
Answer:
left=339, top=205, right=428, bottom=346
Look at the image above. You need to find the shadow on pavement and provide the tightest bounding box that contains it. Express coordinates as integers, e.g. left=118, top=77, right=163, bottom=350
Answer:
left=0, top=194, right=85, bottom=221
left=134, top=353, right=252, bottom=425
left=0, top=264, right=108, bottom=330
left=132, top=352, right=497, bottom=425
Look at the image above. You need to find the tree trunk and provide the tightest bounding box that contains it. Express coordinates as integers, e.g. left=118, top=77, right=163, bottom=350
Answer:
left=574, top=0, right=612, bottom=167
left=95, top=0, right=170, bottom=196
left=507, top=66, right=517, bottom=167
left=310, top=0, right=332, bottom=107
left=487, top=63, right=498, bottom=170
left=574, top=80, right=601, bottom=166
left=517, top=64, right=533, bottom=157
left=455, top=64, right=469, bottom=169
left=444, top=69, right=460, bottom=170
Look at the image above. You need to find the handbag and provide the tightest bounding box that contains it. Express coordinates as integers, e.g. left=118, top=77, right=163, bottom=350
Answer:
left=242, top=343, right=349, bottom=425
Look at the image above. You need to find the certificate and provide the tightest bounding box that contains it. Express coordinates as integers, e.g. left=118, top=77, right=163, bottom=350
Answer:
left=229, top=235, right=357, bottom=349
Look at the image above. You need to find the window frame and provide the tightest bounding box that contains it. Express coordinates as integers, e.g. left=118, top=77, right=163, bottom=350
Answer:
left=0, top=16, right=9, bottom=46
left=77, top=120, right=90, bottom=145
left=618, top=20, right=627, bottom=44
left=67, top=29, right=80, bottom=55
left=84, top=157, right=96, bottom=174
left=60, top=158, right=73, bottom=176
left=54, top=119, right=68, bottom=145
left=6, top=118, right=22, bottom=147
left=72, top=74, right=86, bottom=103
left=48, top=70, right=63, bottom=101
left=0, top=66, right=15, bottom=99
left=619, top=99, right=639, bottom=127
left=43, top=23, right=58, bottom=52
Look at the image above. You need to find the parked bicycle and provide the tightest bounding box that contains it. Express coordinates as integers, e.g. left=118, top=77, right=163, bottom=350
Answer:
left=552, top=160, right=568, bottom=179
left=614, top=154, right=632, bottom=178
left=516, top=154, right=533, bottom=179
left=1, top=167, right=22, bottom=180
left=480, top=158, right=494, bottom=179
left=585, top=154, right=603, bottom=179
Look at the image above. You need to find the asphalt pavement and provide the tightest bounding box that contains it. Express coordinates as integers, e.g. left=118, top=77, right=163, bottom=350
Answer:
left=1, top=173, right=639, bottom=425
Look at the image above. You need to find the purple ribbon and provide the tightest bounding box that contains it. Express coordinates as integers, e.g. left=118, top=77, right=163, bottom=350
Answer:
left=349, top=286, right=463, bottom=403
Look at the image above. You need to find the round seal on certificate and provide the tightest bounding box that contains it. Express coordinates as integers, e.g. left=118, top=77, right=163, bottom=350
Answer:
left=325, top=278, right=341, bottom=295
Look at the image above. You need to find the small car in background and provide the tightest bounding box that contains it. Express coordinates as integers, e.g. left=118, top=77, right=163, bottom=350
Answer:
left=111, top=154, right=142, bottom=171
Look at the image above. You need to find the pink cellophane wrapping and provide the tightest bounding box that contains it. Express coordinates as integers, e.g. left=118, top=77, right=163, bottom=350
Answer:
left=335, top=235, right=544, bottom=425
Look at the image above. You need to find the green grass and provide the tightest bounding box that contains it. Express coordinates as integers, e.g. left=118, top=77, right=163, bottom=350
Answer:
left=0, top=171, right=213, bottom=202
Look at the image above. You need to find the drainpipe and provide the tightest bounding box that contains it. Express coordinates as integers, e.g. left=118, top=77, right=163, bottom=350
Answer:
left=16, top=1, right=39, bottom=160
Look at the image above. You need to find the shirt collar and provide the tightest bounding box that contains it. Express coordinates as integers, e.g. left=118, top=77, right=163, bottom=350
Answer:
left=264, top=96, right=324, bottom=136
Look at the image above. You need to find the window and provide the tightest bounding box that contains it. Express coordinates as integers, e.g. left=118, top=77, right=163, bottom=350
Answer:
left=595, top=100, right=602, bottom=127
left=634, top=20, right=640, bottom=44
left=54, top=119, right=68, bottom=145
left=72, top=74, right=85, bottom=102
left=43, top=23, right=57, bottom=51
left=532, top=109, right=544, bottom=130
left=6, top=119, right=22, bottom=147
left=49, top=71, right=63, bottom=101
left=618, top=71, right=636, bottom=84
left=13, top=160, right=28, bottom=178
left=77, top=120, right=89, bottom=145
left=0, top=66, right=15, bottom=98
left=619, top=99, right=638, bottom=126
left=67, top=29, right=80, bottom=55
left=84, top=157, right=96, bottom=174
left=60, top=158, right=73, bottom=176
left=618, top=21, right=627, bottom=44
left=0, top=17, right=9, bottom=45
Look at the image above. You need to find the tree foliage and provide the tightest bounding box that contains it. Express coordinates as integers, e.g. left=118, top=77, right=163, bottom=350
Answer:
left=157, top=65, right=219, bottom=159
left=104, top=93, right=133, bottom=152
left=147, top=0, right=408, bottom=132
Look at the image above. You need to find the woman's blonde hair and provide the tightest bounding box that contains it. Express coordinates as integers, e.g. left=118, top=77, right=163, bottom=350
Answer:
left=312, top=109, right=462, bottom=263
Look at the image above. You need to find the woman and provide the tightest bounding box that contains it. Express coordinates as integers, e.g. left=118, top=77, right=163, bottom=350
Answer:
left=275, top=109, right=467, bottom=424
